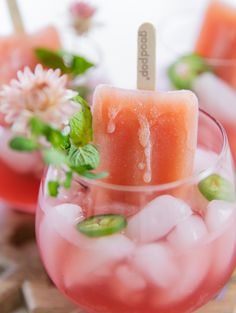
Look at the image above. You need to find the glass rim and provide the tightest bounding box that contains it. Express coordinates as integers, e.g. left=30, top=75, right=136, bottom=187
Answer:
left=75, top=109, right=228, bottom=192
left=159, top=7, right=236, bottom=66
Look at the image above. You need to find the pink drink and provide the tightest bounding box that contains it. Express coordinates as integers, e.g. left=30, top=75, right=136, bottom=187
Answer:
left=192, top=71, right=236, bottom=165
left=36, top=110, right=236, bottom=313
left=160, top=9, right=236, bottom=165
left=0, top=127, right=42, bottom=213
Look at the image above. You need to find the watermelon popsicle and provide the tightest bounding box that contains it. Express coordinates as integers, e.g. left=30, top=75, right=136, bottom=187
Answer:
left=93, top=86, right=198, bottom=187
left=195, top=0, right=236, bottom=88
left=93, top=23, right=198, bottom=187
left=0, top=26, right=61, bottom=85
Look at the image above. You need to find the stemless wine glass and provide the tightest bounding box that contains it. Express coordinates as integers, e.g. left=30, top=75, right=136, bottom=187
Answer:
left=0, top=125, right=41, bottom=213
left=159, top=7, right=236, bottom=165
left=36, top=110, right=236, bottom=313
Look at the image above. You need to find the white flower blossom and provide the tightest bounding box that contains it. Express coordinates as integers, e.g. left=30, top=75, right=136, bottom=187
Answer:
left=0, top=64, right=79, bottom=133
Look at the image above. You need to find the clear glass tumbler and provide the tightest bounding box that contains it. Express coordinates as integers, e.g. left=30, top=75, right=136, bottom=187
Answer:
left=36, top=110, right=236, bottom=313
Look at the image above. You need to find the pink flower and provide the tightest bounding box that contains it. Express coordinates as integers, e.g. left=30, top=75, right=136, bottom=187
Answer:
left=70, top=1, right=96, bottom=19
left=0, top=65, right=78, bottom=133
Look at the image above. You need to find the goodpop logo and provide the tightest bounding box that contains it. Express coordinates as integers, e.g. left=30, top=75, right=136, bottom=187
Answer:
left=138, top=30, right=150, bottom=81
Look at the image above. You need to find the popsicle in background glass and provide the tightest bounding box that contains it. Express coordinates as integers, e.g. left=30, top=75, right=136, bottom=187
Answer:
left=0, top=0, right=61, bottom=126
left=163, top=1, right=236, bottom=165
left=0, top=0, right=61, bottom=213
left=0, top=25, right=61, bottom=85
left=195, top=0, right=236, bottom=88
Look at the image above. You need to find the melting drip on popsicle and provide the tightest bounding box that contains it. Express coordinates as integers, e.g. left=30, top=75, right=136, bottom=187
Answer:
left=92, top=23, right=198, bottom=187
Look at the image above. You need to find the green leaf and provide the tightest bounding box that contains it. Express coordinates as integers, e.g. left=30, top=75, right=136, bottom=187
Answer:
left=35, top=48, right=69, bottom=73
left=9, top=137, right=39, bottom=152
left=43, top=149, right=66, bottom=166
left=69, top=96, right=93, bottom=146
left=78, top=170, right=108, bottom=180
left=47, top=129, right=70, bottom=150
left=48, top=180, right=60, bottom=197
left=29, top=117, right=70, bottom=150
left=198, top=174, right=235, bottom=202
left=73, top=85, right=91, bottom=100
left=168, top=53, right=212, bottom=90
left=35, top=48, right=94, bottom=76
left=68, top=144, right=99, bottom=170
left=70, top=54, right=94, bottom=75
left=63, top=171, right=73, bottom=189
left=29, top=116, right=51, bottom=136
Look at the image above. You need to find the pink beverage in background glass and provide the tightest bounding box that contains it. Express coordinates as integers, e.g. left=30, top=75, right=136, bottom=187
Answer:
left=0, top=63, right=78, bottom=213
left=195, top=0, right=236, bottom=88
left=195, top=0, right=236, bottom=166
left=37, top=107, right=236, bottom=313
left=161, top=1, right=236, bottom=164
left=0, top=26, right=61, bottom=85
left=0, top=127, right=41, bottom=213
left=0, top=26, right=61, bottom=213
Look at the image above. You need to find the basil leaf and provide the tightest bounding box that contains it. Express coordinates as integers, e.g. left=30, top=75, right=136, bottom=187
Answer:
left=29, top=117, right=70, bottom=150
left=68, top=144, right=99, bottom=170
left=47, top=129, right=70, bottom=150
left=43, top=149, right=66, bottom=166
left=70, top=54, right=94, bottom=75
left=29, top=116, right=51, bottom=136
left=9, top=137, right=39, bottom=152
left=35, top=48, right=94, bottom=76
left=69, top=96, right=93, bottom=146
left=48, top=180, right=60, bottom=197
left=35, top=48, right=69, bottom=73
left=73, top=85, right=91, bottom=100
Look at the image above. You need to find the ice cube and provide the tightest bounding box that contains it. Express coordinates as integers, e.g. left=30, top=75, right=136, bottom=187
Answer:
left=211, top=219, right=236, bottom=281
left=45, top=203, right=84, bottom=246
left=194, top=148, right=218, bottom=174
left=0, top=128, right=42, bottom=174
left=133, top=243, right=178, bottom=288
left=155, top=244, right=211, bottom=305
left=185, top=184, right=209, bottom=215
left=64, top=234, right=135, bottom=287
left=208, top=203, right=236, bottom=278
left=39, top=215, right=68, bottom=286
left=126, top=195, right=192, bottom=243
left=112, top=265, right=146, bottom=305
left=167, top=215, right=208, bottom=248
left=205, top=200, right=236, bottom=232
left=193, top=73, right=236, bottom=124
left=115, top=265, right=146, bottom=291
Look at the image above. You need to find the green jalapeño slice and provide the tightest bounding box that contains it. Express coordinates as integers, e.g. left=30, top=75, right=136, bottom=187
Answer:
left=168, top=53, right=212, bottom=90
left=77, top=214, right=128, bottom=238
left=198, top=174, right=235, bottom=202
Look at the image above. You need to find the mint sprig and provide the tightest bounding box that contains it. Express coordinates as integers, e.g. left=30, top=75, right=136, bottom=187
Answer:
left=68, top=144, right=99, bottom=170
left=35, top=48, right=95, bottom=77
left=69, top=95, right=93, bottom=146
left=9, top=95, right=108, bottom=197
left=9, top=137, right=39, bottom=151
left=30, top=117, right=70, bottom=150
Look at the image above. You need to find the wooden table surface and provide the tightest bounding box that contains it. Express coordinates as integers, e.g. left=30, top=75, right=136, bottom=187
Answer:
left=0, top=203, right=235, bottom=313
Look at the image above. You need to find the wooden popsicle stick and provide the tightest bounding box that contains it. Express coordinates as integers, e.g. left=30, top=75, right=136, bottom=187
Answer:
left=137, top=22, right=156, bottom=91
left=6, top=0, right=25, bottom=34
